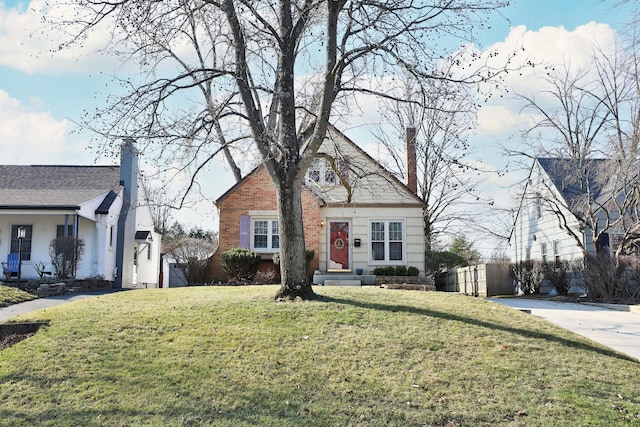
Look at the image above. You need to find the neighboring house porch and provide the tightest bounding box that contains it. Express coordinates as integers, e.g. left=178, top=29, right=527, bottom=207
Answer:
left=0, top=141, right=161, bottom=287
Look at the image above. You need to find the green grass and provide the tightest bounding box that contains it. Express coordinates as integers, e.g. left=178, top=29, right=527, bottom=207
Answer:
left=1, top=286, right=639, bottom=426
left=0, top=284, right=36, bottom=307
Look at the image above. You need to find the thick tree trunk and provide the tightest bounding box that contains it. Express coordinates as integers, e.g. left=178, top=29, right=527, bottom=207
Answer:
left=273, top=175, right=315, bottom=301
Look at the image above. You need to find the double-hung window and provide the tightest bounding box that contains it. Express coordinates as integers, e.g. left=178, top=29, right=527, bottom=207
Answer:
left=553, top=240, right=561, bottom=265
left=252, top=219, right=279, bottom=252
left=370, top=220, right=404, bottom=263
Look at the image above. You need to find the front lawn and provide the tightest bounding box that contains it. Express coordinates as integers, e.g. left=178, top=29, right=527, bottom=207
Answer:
left=0, top=284, right=36, bottom=308
left=1, top=286, right=639, bottom=426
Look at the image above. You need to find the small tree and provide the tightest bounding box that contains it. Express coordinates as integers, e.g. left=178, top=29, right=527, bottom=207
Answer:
left=449, top=235, right=482, bottom=266
left=49, top=236, right=85, bottom=280
left=170, top=237, right=217, bottom=284
left=163, top=223, right=218, bottom=284
left=425, top=250, right=467, bottom=273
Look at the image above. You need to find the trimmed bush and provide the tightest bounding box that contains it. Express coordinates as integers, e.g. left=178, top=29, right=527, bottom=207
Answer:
left=373, top=266, right=418, bottom=276
left=407, top=266, right=420, bottom=277
left=220, top=248, right=261, bottom=282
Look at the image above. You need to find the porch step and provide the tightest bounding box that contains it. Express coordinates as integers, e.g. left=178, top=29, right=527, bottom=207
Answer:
left=313, top=274, right=377, bottom=285
left=323, top=279, right=361, bottom=286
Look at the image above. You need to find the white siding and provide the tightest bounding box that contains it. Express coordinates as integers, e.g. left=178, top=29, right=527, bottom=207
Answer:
left=0, top=213, right=100, bottom=279
left=307, top=132, right=419, bottom=205
left=510, top=161, right=586, bottom=263
left=320, top=205, right=424, bottom=275
left=308, top=131, right=425, bottom=276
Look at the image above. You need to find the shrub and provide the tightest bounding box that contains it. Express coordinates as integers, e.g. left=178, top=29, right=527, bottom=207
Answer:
left=373, top=266, right=417, bottom=276
left=49, top=236, right=85, bottom=280
left=425, top=250, right=467, bottom=273
left=543, top=261, right=575, bottom=296
left=220, top=248, right=261, bottom=282
left=407, top=266, right=420, bottom=277
left=167, top=236, right=216, bottom=284
left=511, top=260, right=544, bottom=294
left=253, top=269, right=278, bottom=284
left=579, top=255, right=627, bottom=301
left=373, top=266, right=394, bottom=276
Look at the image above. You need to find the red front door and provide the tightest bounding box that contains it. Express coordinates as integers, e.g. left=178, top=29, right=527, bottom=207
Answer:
left=328, top=220, right=350, bottom=271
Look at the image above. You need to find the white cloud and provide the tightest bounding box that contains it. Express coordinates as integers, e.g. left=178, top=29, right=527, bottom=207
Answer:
left=484, top=22, right=618, bottom=96
left=472, top=21, right=621, bottom=155
left=0, top=0, right=119, bottom=74
left=0, top=89, right=86, bottom=164
left=477, top=104, right=536, bottom=137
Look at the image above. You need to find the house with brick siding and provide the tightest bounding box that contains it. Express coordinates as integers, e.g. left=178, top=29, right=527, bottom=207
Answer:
left=209, top=127, right=425, bottom=283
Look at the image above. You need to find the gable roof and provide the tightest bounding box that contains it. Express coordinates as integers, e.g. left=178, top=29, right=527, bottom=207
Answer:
left=0, top=165, right=121, bottom=209
left=537, top=158, right=611, bottom=206
left=216, top=125, right=423, bottom=205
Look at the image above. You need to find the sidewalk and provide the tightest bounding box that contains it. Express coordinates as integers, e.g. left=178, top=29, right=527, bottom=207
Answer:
left=0, top=289, right=125, bottom=323
left=489, top=298, right=640, bottom=362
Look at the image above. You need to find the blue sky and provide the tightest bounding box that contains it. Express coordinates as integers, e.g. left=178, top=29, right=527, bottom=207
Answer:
left=0, top=0, right=635, bottom=235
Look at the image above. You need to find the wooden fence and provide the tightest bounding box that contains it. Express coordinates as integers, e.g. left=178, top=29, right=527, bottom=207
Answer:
left=444, top=263, right=514, bottom=297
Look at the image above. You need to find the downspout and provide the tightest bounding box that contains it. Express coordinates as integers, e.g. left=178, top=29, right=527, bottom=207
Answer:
left=73, top=214, right=79, bottom=279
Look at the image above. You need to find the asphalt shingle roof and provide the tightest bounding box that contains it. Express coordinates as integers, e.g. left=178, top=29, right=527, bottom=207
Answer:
left=0, top=165, right=121, bottom=208
left=537, top=157, right=611, bottom=207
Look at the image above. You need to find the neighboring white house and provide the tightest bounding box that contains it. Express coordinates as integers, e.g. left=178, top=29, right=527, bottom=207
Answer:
left=0, top=141, right=161, bottom=288
left=509, top=157, right=631, bottom=264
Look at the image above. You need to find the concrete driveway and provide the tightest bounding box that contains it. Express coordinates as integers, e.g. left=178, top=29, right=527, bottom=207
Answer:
left=489, top=298, right=640, bottom=362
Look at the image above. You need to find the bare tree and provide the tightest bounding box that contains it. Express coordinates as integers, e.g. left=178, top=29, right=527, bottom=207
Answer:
left=374, top=71, right=482, bottom=262
left=141, top=177, right=175, bottom=236
left=56, top=0, right=512, bottom=299
left=516, top=39, right=640, bottom=260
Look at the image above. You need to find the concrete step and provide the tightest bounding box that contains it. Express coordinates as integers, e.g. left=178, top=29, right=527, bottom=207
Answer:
left=323, top=279, right=361, bottom=286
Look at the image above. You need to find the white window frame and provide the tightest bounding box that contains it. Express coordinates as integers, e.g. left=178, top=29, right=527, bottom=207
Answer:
left=306, top=158, right=336, bottom=186
left=541, top=242, right=548, bottom=263
left=553, top=240, right=561, bottom=264
left=251, top=218, right=279, bottom=253
left=369, top=219, right=406, bottom=264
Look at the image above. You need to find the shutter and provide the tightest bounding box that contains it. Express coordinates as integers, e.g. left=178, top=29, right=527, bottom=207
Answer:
left=239, top=215, right=250, bottom=249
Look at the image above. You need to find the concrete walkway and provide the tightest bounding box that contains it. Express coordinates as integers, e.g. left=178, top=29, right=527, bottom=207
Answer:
left=0, top=290, right=125, bottom=323
left=489, top=298, right=640, bottom=362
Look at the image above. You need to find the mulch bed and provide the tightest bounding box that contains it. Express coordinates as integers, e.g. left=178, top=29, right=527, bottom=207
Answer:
left=0, top=332, right=35, bottom=350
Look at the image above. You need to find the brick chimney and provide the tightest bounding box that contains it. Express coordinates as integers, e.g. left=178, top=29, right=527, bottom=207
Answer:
left=404, top=126, right=417, bottom=194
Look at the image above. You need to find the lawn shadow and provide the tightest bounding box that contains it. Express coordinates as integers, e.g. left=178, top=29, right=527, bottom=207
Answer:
left=317, top=294, right=638, bottom=363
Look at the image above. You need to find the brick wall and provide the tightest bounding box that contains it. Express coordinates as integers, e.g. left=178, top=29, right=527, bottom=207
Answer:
left=209, top=166, right=321, bottom=282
